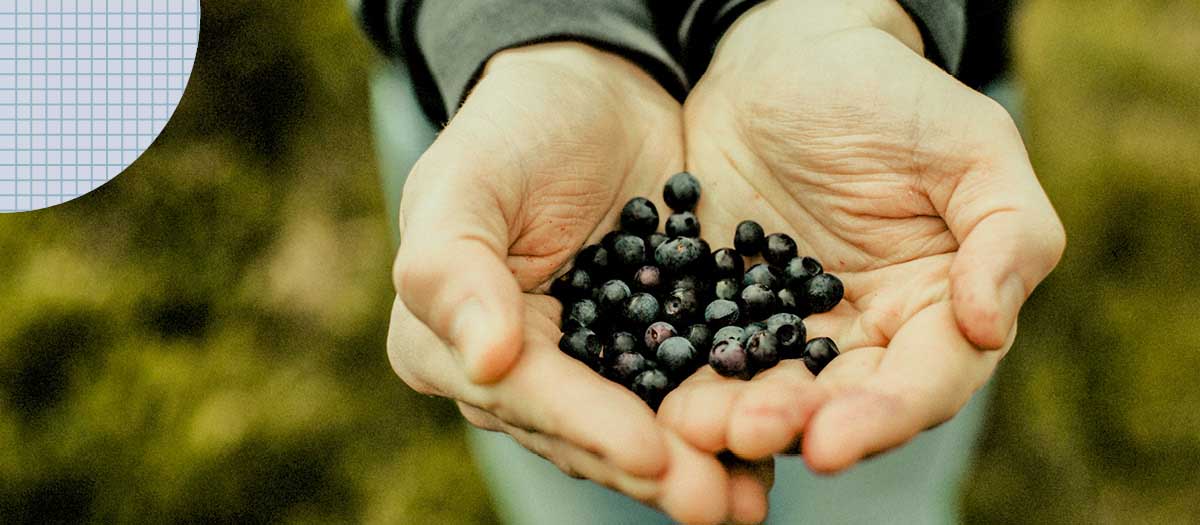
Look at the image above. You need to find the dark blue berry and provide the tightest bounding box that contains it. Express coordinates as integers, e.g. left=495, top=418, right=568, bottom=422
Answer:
left=559, top=328, right=602, bottom=367
left=620, top=197, right=659, bottom=236
left=631, top=369, right=671, bottom=409
left=632, top=265, right=662, bottom=293
left=734, top=220, right=765, bottom=256
left=704, top=299, right=740, bottom=327
left=550, top=267, right=591, bottom=301
left=713, top=325, right=747, bottom=345
left=764, top=233, right=798, bottom=266
left=744, top=322, right=767, bottom=341
left=665, top=212, right=701, bottom=238
left=714, top=278, right=740, bottom=301
left=601, top=230, right=624, bottom=252
left=712, top=248, right=744, bottom=279
left=609, top=331, right=639, bottom=356
left=644, top=321, right=678, bottom=351
left=740, top=283, right=776, bottom=321
left=776, top=287, right=812, bottom=317
left=783, top=256, right=823, bottom=288
left=684, top=324, right=712, bottom=351
left=655, top=237, right=705, bottom=274
left=803, top=337, right=840, bottom=375
left=662, top=287, right=700, bottom=325
left=742, top=263, right=780, bottom=290
left=623, top=293, right=660, bottom=327
left=746, top=331, right=780, bottom=369
left=766, top=313, right=807, bottom=359
left=663, top=171, right=701, bottom=212
left=574, top=244, right=610, bottom=276
left=612, top=234, right=646, bottom=269
left=608, top=351, right=652, bottom=383
left=709, top=339, right=751, bottom=379
left=656, top=336, right=699, bottom=378
left=647, top=233, right=670, bottom=252
left=804, top=273, right=844, bottom=313
left=596, top=280, right=632, bottom=313
left=670, top=274, right=704, bottom=293
left=566, top=299, right=600, bottom=329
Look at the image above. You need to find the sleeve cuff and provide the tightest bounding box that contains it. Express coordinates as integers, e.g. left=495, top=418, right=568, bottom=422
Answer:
left=893, top=0, right=967, bottom=73
left=409, top=1, right=689, bottom=122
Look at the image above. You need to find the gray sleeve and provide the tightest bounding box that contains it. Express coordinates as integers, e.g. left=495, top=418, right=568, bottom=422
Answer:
left=678, top=0, right=967, bottom=79
left=358, top=0, right=688, bottom=124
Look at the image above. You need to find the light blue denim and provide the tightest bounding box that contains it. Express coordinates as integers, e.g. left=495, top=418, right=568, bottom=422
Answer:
left=372, top=62, right=1009, bottom=525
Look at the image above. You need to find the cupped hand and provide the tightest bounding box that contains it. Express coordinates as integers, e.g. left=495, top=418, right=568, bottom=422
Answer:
left=658, top=0, right=1066, bottom=473
left=388, top=42, right=769, bottom=524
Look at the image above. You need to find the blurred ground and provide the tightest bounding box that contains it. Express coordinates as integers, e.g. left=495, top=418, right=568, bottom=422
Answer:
left=0, top=0, right=1197, bottom=523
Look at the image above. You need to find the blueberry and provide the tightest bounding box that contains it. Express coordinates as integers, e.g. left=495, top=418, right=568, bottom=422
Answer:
left=550, top=267, right=591, bottom=301
left=620, top=197, right=659, bottom=236
left=713, top=325, right=747, bottom=345
left=783, top=256, right=823, bottom=288
left=601, top=230, right=624, bottom=252
left=709, top=339, right=751, bottom=379
left=704, top=299, right=740, bottom=327
left=632, top=265, right=662, bottom=293
left=744, top=322, right=767, bottom=341
left=559, top=328, right=602, bottom=367
left=596, top=280, right=632, bottom=313
left=776, top=287, right=812, bottom=317
left=609, top=331, right=639, bottom=356
left=766, top=313, right=807, bottom=359
left=804, top=273, right=844, bottom=313
left=742, top=263, right=780, bottom=290
left=740, top=283, right=777, bottom=321
left=612, top=234, right=647, bottom=269
left=655, top=237, right=705, bottom=273
left=662, top=287, right=700, bottom=325
left=684, top=324, right=712, bottom=351
left=623, top=293, right=660, bottom=327
left=764, top=233, right=798, bottom=266
left=712, top=248, right=744, bottom=279
left=566, top=299, right=600, bottom=329
left=656, top=336, right=698, bottom=378
left=647, top=233, right=670, bottom=253
left=631, top=369, right=671, bottom=409
left=746, top=331, right=780, bottom=370
left=734, top=220, right=765, bottom=256
left=663, top=171, right=701, bottom=212
left=644, top=321, right=678, bottom=351
left=608, top=351, right=652, bottom=383
left=670, top=274, right=704, bottom=293
left=574, top=244, right=610, bottom=276
left=665, top=212, right=701, bottom=238
left=714, top=278, right=740, bottom=301
left=803, top=337, right=840, bottom=375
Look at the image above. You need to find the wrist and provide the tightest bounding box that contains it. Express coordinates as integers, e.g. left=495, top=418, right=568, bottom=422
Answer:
left=483, top=41, right=664, bottom=97
left=728, top=0, right=923, bottom=55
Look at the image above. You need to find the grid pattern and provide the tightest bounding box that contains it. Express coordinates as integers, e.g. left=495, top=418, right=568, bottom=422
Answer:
left=0, top=0, right=201, bottom=212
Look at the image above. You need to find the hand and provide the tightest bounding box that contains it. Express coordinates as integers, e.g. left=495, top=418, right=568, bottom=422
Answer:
left=658, top=0, right=1066, bottom=473
left=387, top=42, right=768, bottom=524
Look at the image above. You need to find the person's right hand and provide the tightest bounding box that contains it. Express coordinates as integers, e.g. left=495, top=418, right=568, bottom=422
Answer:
left=387, top=42, right=769, bottom=524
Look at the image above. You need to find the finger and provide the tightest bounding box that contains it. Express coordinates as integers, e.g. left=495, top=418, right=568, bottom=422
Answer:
left=656, top=433, right=731, bottom=525
left=657, top=367, right=746, bottom=453
left=725, top=457, right=775, bottom=525
left=726, top=361, right=828, bottom=460
left=389, top=294, right=670, bottom=478
left=931, top=101, right=1066, bottom=349
left=803, top=301, right=1009, bottom=474
left=457, top=402, right=660, bottom=502
left=392, top=131, right=525, bottom=384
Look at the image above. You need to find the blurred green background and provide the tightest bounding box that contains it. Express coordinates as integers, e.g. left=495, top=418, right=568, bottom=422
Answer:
left=0, top=0, right=1197, bottom=523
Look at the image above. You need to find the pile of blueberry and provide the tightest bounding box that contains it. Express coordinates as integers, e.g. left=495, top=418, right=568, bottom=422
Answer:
left=552, top=172, right=844, bottom=408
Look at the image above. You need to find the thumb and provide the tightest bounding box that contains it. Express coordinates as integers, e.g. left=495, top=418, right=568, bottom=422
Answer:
left=937, top=114, right=1066, bottom=349
left=392, top=144, right=524, bottom=384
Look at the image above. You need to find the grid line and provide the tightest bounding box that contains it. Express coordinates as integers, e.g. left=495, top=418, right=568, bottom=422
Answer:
left=0, top=0, right=201, bottom=212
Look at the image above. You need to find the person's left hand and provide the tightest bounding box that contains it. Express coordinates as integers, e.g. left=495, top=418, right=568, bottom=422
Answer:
left=657, top=0, right=1066, bottom=473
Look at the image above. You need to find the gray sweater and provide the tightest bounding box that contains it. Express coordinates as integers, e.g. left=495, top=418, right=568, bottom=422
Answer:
left=356, top=0, right=970, bottom=124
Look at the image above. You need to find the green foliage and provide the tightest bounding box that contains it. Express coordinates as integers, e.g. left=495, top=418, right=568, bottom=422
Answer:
left=0, top=1, right=495, bottom=523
